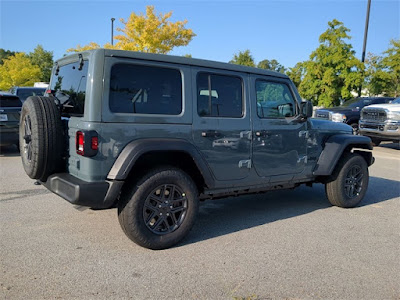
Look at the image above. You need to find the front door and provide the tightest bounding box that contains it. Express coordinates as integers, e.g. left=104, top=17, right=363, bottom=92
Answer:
left=192, top=69, right=251, bottom=182
left=251, top=77, right=308, bottom=181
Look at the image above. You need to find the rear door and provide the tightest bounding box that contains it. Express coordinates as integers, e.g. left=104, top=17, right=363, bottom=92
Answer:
left=192, top=69, right=251, bottom=182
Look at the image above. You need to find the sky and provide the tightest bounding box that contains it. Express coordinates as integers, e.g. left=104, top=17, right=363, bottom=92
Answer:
left=0, top=0, right=399, bottom=69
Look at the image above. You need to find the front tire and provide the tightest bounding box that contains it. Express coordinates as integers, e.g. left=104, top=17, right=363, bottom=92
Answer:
left=325, top=154, right=369, bottom=208
left=118, top=168, right=199, bottom=250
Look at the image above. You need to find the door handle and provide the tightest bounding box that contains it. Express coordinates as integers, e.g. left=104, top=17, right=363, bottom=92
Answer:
left=201, top=130, right=221, bottom=138
left=255, top=130, right=270, bottom=137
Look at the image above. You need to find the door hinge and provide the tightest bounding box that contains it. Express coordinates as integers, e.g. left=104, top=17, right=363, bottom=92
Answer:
left=238, top=159, right=252, bottom=169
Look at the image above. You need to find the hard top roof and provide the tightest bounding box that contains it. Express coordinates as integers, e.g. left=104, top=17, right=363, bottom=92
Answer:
left=57, top=49, right=289, bottom=79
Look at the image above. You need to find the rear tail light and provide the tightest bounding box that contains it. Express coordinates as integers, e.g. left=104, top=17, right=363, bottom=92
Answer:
left=76, top=131, right=85, bottom=155
left=91, top=136, right=98, bottom=150
left=76, top=130, right=98, bottom=157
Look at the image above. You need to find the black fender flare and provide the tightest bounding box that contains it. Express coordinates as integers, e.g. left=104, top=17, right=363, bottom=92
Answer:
left=313, top=134, right=373, bottom=176
left=107, top=138, right=214, bottom=188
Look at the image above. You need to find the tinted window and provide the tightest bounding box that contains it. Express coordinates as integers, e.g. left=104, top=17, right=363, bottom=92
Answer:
left=109, top=64, right=182, bottom=115
left=50, top=61, right=88, bottom=116
left=341, top=98, right=363, bottom=108
left=342, top=98, right=392, bottom=108
left=197, top=73, right=243, bottom=117
left=371, top=98, right=392, bottom=104
left=17, top=88, right=46, bottom=102
left=256, top=80, right=295, bottom=118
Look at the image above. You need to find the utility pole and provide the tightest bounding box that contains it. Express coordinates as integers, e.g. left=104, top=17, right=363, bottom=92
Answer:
left=359, top=0, right=372, bottom=96
left=362, top=0, right=372, bottom=63
left=111, top=18, right=115, bottom=46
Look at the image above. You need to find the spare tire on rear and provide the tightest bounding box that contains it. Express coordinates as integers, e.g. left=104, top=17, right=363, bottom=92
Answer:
left=19, top=96, right=65, bottom=181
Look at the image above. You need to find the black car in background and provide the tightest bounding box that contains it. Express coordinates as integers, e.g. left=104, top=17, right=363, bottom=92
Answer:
left=0, top=92, right=22, bottom=147
left=314, top=97, right=394, bottom=134
left=9, top=86, right=46, bottom=103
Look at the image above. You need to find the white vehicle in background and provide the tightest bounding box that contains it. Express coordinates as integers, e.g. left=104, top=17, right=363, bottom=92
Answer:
left=34, top=82, right=49, bottom=88
left=359, top=97, right=400, bottom=146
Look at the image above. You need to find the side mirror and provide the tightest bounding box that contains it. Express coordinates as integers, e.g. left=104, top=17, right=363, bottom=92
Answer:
left=300, top=101, right=313, bottom=118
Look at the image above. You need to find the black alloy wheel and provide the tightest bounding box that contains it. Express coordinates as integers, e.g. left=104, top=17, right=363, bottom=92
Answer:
left=344, top=165, right=364, bottom=198
left=143, top=184, right=188, bottom=235
left=118, top=168, right=199, bottom=250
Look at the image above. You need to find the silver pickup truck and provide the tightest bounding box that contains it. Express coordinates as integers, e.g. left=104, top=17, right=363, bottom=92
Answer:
left=359, top=97, right=400, bottom=146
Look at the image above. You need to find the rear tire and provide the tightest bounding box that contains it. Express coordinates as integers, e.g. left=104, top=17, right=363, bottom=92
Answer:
left=325, top=154, right=369, bottom=208
left=19, top=96, right=64, bottom=181
left=118, top=168, right=199, bottom=250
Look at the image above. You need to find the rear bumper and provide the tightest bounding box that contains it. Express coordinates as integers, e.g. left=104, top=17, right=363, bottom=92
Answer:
left=42, top=173, right=124, bottom=209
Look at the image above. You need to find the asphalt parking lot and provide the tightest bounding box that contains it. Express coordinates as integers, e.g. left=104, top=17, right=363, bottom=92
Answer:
left=1, top=143, right=399, bottom=300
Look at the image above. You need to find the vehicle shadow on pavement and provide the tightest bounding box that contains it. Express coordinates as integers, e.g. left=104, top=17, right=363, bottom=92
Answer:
left=0, top=145, right=20, bottom=157
left=360, top=176, right=400, bottom=206
left=0, top=189, right=50, bottom=202
left=182, top=176, right=399, bottom=247
left=378, top=142, right=399, bottom=150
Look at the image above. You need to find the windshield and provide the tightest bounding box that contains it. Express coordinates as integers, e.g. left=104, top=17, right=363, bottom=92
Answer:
left=341, top=98, right=370, bottom=108
left=392, top=97, right=400, bottom=104
left=50, top=60, right=88, bottom=116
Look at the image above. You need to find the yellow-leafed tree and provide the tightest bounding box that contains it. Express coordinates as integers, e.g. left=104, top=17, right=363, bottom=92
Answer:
left=66, top=42, right=101, bottom=53
left=67, top=6, right=196, bottom=54
left=0, top=53, right=41, bottom=90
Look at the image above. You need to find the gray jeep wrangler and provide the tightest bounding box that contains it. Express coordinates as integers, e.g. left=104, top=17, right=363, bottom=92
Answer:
left=20, top=49, right=374, bottom=249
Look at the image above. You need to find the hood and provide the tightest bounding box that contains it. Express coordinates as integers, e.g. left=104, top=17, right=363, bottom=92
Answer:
left=310, top=118, right=353, bottom=134
left=363, top=104, right=400, bottom=112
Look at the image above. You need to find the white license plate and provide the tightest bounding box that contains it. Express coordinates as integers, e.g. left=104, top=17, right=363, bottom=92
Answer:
left=0, top=114, right=8, bottom=121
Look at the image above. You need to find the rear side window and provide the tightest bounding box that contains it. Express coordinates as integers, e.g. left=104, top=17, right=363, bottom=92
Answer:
left=50, top=61, right=88, bottom=116
left=0, top=95, right=22, bottom=107
left=109, top=64, right=182, bottom=115
left=197, top=73, right=243, bottom=118
left=256, top=80, right=296, bottom=118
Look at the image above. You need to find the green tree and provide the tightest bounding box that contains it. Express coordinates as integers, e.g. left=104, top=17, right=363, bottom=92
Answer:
left=67, top=6, right=196, bottom=54
left=28, top=45, right=53, bottom=82
left=229, top=50, right=255, bottom=67
left=364, top=53, right=393, bottom=96
left=382, top=39, right=400, bottom=96
left=299, top=19, right=364, bottom=107
left=0, top=53, right=41, bottom=90
left=286, top=62, right=305, bottom=88
left=0, top=49, right=16, bottom=65
left=257, top=59, right=286, bottom=73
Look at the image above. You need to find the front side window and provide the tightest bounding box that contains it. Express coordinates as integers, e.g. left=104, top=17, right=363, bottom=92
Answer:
left=256, top=80, right=296, bottom=118
left=50, top=61, right=88, bottom=116
left=197, top=73, right=243, bottom=118
left=109, top=64, right=182, bottom=115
